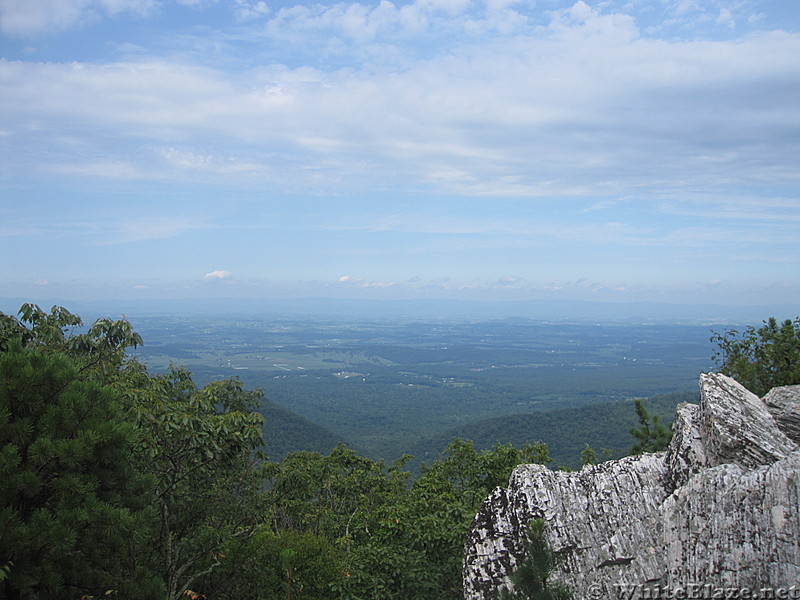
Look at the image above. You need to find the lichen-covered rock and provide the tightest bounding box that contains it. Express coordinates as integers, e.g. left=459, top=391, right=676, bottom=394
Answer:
left=664, top=402, right=705, bottom=489
left=463, top=374, right=800, bottom=600
left=698, top=373, right=796, bottom=469
left=661, top=455, right=800, bottom=588
left=764, top=384, right=800, bottom=444
left=464, top=453, right=672, bottom=600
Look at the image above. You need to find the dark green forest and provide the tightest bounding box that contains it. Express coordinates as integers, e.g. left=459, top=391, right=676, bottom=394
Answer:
left=3, top=305, right=795, bottom=600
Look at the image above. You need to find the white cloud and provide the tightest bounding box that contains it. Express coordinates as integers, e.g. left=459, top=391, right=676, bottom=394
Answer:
left=716, top=8, right=734, bottom=28
left=204, top=270, right=233, bottom=279
left=235, top=0, right=270, bottom=21
left=5, top=20, right=798, bottom=199
left=0, top=0, right=156, bottom=36
left=1, top=0, right=798, bottom=231
left=156, top=147, right=268, bottom=176
left=48, top=160, right=145, bottom=179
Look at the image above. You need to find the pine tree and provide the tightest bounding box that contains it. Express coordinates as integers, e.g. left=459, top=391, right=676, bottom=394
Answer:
left=500, top=518, right=572, bottom=600
left=0, top=340, right=159, bottom=599
left=629, top=399, right=672, bottom=454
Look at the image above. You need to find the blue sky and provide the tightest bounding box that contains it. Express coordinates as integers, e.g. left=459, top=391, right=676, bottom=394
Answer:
left=1, top=0, right=799, bottom=305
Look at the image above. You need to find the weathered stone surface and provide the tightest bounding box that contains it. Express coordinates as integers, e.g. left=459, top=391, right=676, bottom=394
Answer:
left=464, top=454, right=672, bottom=600
left=664, top=402, right=705, bottom=489
left=698, top=373, right=796, bottom=469
left=463, top=374, right=800, bottom=600
left=661, top=455, right=800, bottom=588
left=764, top=384, right=800, bottom=444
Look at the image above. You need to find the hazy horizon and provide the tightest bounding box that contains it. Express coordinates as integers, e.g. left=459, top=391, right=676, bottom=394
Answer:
left=1, top=294, right=796, bottom=325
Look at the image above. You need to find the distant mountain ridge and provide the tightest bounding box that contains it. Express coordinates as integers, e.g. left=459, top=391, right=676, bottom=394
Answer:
left=1, top=296, right=795, bottom=324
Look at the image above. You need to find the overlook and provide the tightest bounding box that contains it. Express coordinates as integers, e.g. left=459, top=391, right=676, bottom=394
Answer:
left=464, top=374, right=800, bottom=599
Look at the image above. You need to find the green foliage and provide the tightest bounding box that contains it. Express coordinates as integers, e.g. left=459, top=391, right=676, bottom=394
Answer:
left=400, top=440, right=550, bottom=599
left=0, top=340, right=158, bottom=599
left=413, top=392, right=695, bottom=469
left=1, top=303, right=142, bottom=375
left=629, top=399, right=672, bottom=454
left=711, top=317, right=800, bottom=396
left=4, top=303, right=701, bottom=600
left=210, top=529, right=343, bottom=600
left=1, top=304, right=268, bottom=600
left=580, top=444, right=598, bottom=466
left=260, top=398, right=348, bottom=459
left=259, top=438, right=551, bottom=600
left=500, top=519, right=572, bottom=600
left=264, top=443, right=406, bottom=540
left=124, top=366, right=267, bottom=600
left=154, top=316, right=710, bottom=461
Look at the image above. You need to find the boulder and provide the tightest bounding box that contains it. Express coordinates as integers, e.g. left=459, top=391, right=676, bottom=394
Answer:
left=463, top=374, right=800, bottom=600
left=764, top=384, right=800, bottom=444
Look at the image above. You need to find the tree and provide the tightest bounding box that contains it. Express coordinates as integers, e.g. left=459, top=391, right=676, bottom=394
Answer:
left=580, top=443, right=598, bottom=466
left=339, top=440, right=552, bottom=600
left=261, top=439, right=552, bottom=600
left=629, top=399, right=671, bottom=455
left=1, top=304, right=269, bottom=600
left=711, top=317, right=800, bottom=396
left=0, top=303, right=142, bottom=377
left=209, top=529, right=343, bottom=600
left=124, top=366, right=266, bottom=600
left=0, top=340, right=159, bottom=599
left=500, top=518, right=572, bottom=600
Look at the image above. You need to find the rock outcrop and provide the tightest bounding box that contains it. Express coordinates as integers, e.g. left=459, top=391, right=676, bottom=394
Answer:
left=764, top=384, right=800, bottom=445
left=463, top=374, right=800, bottom=600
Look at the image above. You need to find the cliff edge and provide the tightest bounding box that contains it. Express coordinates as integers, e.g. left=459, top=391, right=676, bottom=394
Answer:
left=463, top=374, right=800, bottom=599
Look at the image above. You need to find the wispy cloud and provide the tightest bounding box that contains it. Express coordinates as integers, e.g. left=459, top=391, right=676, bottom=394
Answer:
left=0, top=0, right=156, bottom=37
left=2, top=6, right=798, bottom=199
left=48, top=160, right=145, bottom=179
left=204, top=270, right=233, bottom=280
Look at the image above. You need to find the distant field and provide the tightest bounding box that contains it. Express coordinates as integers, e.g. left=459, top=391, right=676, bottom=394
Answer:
left=130, top=316, right=717, bottom=459
left=141, top=348, right=394, bottom=373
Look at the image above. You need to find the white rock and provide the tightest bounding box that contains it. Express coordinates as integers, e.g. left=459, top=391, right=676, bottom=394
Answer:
left=463, top=374, right=800, bottom=600
left=764, top=384, right=800, bottom=444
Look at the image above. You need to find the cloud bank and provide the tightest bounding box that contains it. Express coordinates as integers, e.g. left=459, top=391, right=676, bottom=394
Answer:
left=1, top=0, right=798, bottom=304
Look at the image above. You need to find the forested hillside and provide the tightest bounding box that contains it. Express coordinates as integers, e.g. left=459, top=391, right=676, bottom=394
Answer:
left=259, top=398, right=351, bottom=459
left=259, top=392, right=694, bottom=466
left=5, top=305, right=790, bottom=599
left=123, top=314, right=713, bottom=460
left=0, top=305, right=560, bottom=599
left=412, top=391, right=696, bottom=468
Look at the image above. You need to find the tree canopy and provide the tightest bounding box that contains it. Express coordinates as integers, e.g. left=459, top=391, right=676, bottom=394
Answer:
left=711, top=317, right=800, bottom=396
left=1, top=306, right=266, bottom=600
left=500, top=518, right=573, bottom=600
left=0, top=339, right=156, bottom=599
left=1, top=303, right=556, bottom=600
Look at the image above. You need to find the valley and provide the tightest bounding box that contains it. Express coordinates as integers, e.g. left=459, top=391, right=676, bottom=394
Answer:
left=129, top=315, right=717, bottom=463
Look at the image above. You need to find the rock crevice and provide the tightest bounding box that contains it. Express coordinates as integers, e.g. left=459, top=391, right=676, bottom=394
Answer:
left=463, top=374, right=800, bottom=600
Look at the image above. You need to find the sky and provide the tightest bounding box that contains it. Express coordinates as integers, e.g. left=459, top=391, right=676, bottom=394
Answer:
left=1, top=0, right=799, bottom=307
